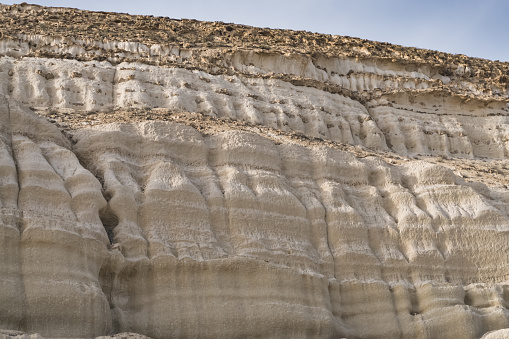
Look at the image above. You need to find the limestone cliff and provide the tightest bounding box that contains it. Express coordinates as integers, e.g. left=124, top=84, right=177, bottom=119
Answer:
left=1, top=3, right=509, bottom=339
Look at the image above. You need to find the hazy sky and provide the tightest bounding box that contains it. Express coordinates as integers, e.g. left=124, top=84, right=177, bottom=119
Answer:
left=2, top=0, right=507, bottom=61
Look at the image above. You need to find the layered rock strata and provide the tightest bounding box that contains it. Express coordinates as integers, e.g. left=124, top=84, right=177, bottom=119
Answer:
left=1, top=3, right=509, bottom=339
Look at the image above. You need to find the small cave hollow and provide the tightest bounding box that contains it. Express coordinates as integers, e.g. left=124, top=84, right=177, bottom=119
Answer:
left=99, top=206, right=119, bottom=245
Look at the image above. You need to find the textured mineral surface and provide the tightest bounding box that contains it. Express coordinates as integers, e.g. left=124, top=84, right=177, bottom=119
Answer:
left=1, top=3, right=509, bottom=339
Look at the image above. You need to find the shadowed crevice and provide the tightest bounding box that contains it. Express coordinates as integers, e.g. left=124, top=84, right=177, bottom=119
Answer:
left=99, top=205, right=119, bottom=245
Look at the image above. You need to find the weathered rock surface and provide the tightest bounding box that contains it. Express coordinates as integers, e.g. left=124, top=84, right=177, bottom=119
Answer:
left=0, top=330, right=151, bottom=339
left=1, top=3, right=509, bottom=339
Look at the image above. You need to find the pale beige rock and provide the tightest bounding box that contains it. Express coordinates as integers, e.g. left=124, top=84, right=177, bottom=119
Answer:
left=3, top=107, right=509, bottom=337
left=2, top=57, right=509, bottom=160
left=0, top=98, right=111, bottom=337
left=482, top=329, right=509, bottom=339
left=0, top=329, right=152, bottom=339
left=1, top=4, right=509, bottom=339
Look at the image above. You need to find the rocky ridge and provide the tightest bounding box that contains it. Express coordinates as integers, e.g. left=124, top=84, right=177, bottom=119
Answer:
left=1, top=3, right=509, bottom=339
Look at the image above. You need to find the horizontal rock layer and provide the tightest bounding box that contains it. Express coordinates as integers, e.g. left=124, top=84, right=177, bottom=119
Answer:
left=1, top=57, right=509, bottom=160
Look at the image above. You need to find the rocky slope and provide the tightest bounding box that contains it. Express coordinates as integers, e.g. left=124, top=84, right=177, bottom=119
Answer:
left=1, top=3, right=509, bottom=339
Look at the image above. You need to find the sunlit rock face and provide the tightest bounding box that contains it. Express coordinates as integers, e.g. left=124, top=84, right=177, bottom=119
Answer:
left=1, top=3, right=509, bottom=339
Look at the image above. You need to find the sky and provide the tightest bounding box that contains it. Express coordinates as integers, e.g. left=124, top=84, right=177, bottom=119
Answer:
left=1, top=0, right=508, bottom=62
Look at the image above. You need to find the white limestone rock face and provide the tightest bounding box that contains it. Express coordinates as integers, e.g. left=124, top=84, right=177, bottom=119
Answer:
left=3, top=95, right=509, bottom=338
left=0, top=97, right=112, bottom=337
left=72, top=121, right=509, bottom=339
left=482, top=329, right=509, bottom=339
left=2, top=57, right=509, bottom=160
left=0, top=57, right=387, bottom=150
left=1, top=8, right=509, bottom=338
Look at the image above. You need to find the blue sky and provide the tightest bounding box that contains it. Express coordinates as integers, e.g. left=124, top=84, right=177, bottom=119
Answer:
left=2, top=0, right=508, bottom=61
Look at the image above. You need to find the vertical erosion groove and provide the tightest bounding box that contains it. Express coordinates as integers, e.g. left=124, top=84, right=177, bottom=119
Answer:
left=99, top=196, right=119, bottom=245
